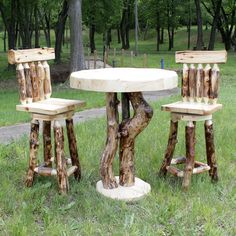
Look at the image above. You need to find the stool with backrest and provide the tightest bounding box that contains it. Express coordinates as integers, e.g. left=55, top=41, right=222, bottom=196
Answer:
left=159, top=50, right=227, bottom=190
left=8, top=48, right=85, bottom=194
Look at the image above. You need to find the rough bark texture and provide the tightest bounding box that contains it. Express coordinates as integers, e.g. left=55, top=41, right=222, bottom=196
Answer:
left=121, top=93, right=130, bottom=120
left=205, top=120, right=218, bottom=181
left=189, top=64, right=196, bottom=102
left=24, top=63, right=33, bottom=103
left=159, top=120, right=178, bottom=176
left=68, top=0, right=85, bottom=72
left=42, top=61, right=52, bottom=99
left=54, top=121, right=69, bottom=194
left=66, top=118, right=81, bottom=180
left=210, top=64, right=220, bottom=103
left=25, top=120, right=39, bottom=187
left=30, top=62, right=40, bottom=102
left=16, top=63, right=27, bottom=104
left=119, top=92, right=153, bottom=186
left=182, top=64, right=189, bottom=101
left=203, top=64, right=211, bottom=103
left=182, top=122, right=196, bottom=191
left=43, top=121, right=52, bottom=167
left=100, top=93, right=119, bottom=189
left=36, top=61, right=45, bottom=100
left=196, top=64, right=204, bottom=102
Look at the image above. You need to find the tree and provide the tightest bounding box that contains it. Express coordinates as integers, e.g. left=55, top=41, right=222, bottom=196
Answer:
left=68, top=0, right=85, bottom=72
left=194, top=0, right=204, bottom=49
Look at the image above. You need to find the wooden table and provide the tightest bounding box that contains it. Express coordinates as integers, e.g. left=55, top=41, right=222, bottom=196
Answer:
left=70, top=68, right=178, bottom=201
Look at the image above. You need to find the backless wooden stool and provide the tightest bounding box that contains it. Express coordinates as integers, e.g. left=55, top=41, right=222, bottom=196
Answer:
left=8, top=48, right=85, bottom=194
left=159, top=50, right=227, bottom=190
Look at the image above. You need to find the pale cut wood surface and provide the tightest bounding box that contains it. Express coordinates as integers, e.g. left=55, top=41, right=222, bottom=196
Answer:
left=171, top=112, right=212, bottom=122
left=70, top=68, right=178, bottom=92
left=8, top=48, right=55, bottom=64
left=176, top=50, right=227, bottom=64
left=16, top=98, right=85, bottom=115
left=162, top=101, right=222, bottom=115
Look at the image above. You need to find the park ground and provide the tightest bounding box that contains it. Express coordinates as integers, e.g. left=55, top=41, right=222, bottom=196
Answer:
left=0, top=28, right=235, bottom=235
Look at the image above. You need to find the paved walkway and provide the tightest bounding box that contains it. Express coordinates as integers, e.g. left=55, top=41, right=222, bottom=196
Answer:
left=0, top=88, right=178, bottom=145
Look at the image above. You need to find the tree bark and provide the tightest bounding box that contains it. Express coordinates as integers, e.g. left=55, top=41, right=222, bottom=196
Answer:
left=194, top=0, right=204, bottom=49
left=25, top=120, right=39, bottom=187
left=89, top=24, right=96, bottom=53
left=205, top=120, right=218, bottom=181
left=54, top=121, right=69, bottom=194
left=120, top=0, right=130, bottom=49
left=100, top=93, right=119, bottom=189
left=119, top=92, right=153, bottom=186
left=182, top=121, right=196, bottom=191
left=34, top=4, right=40, bottom=48
left=55, top=0, right=69, bottom=64
left=43, top=121, right=52, bottom=167
left=68, top=0, right=85, bottom=72
left=66, top=118, right=81, bottom=180
left=159, top=120, right=178, bottom=176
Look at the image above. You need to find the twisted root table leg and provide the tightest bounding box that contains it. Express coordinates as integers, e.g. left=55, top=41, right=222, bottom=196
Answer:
left=119, top=92, right=153, bottom=187
left=100, top=93, right=119, bottom=189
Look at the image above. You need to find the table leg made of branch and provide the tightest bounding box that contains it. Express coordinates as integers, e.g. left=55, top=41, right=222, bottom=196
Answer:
left=96, top=92, right=153, bottom=201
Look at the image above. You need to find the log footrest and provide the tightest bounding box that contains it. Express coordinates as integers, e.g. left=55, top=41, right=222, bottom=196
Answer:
left=167, top=157, right=210, bottom=177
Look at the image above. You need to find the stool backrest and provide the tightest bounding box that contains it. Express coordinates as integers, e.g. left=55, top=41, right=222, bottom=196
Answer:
left=8, top=48, right=55, bottom=105
left=175, top=50, right=227, bottom=104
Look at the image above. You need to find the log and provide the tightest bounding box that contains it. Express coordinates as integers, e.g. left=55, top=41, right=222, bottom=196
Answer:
left=182, top=121, right=195, bottom=191
left=8, top=48, right=55, bottom=64
left=23, top=63, right=33, bottom=103
left=196, top=63, right=204, bottom=103
left=182, top=64, right=189, bottom=102
left=171, top=156, right=186, bottom=165
left=121, top=93, right=130, bottom=120
left=175, top=50, right=227, bottom=64
left=36, top=61, right=45, bottom=100
left=166, top=166, right=184, bottom=177
left=210, top=64, right=220, bottom=104
left=54, top=121, right=69, bottom=194
left=42, top=61, right=52, bottom=99
left=204, top=120, right=218, bottom=181
left=100, top=93, right=119, bottom=189
left=43, top=121, right=52, bottom=167
left=30, top=62, right=40, bottom=102
left=16, top=63, right=27, bottom=104
left=34, top=167, right=57, bottom=176
left=192, top=165, right=210, bottom=174
left=203, top=64, right=211, bottom=104
left=66, top=118, right=81, bottom=180
left=159, top=120, right=178, bottom=176
left=25, top=119, right=39, bottom=187
left=119, top=92, right=153, bottom=186
left=67, top=166, right=78, bottom=177
left=189, top=64, right=196, bottom=102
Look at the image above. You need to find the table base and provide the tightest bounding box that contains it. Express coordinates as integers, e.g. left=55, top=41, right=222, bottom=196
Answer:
left=96, top=176, right=151, bottom=202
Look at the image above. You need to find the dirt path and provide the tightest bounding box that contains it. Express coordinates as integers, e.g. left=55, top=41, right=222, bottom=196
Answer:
left=0, top=88, right=178, bottom=144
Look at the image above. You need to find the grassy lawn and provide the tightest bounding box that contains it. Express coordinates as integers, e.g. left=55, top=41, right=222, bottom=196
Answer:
left=0, top=28, right=236, bottom=235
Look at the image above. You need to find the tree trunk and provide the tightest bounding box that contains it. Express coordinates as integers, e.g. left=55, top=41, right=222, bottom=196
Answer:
left=208, top=0, right=222, bottom=50
left=34, top=4, right=40, bottom=48
left=89, top=24, right=96, bottom=53
left=156, top=27, right=160, bottom=51
left=117, top=27, right=121, bottom=44
left=68, top=0, right=85, bottom=72
left=160, top=28, right=164, bottom=44
left=55, top=0, right=69, bottom=64
left=194, top=0, right=204, bottom=49
left=120, top=0, right=130, bottom=49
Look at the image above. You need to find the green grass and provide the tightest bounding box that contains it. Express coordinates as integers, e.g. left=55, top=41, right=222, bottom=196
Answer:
left=0, top=73, right=235, bottom=234
left=0, top=27, right=236, bottom=235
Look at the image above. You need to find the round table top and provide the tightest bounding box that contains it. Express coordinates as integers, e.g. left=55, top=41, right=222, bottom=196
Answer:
left=70, top=68, right=178, bottom=93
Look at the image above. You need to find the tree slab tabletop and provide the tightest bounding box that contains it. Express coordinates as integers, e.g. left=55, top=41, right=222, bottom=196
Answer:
left=70, top=68, right=178, bottom=92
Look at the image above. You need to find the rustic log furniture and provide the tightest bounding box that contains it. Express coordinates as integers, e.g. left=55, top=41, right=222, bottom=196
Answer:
left=159, top=50, right=227, bottom=191
left=8, top=48, right=85, bottom=194
left=70, top=67, right=178, bottom=201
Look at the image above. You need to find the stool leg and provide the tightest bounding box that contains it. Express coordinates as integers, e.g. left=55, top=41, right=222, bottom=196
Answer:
left=43, top=121, right=52, bottom=167
left=25, top=119, right=39, bottom=187
left=182, top=121, right=196, bottom=191
left=54, top=121, right=69, bottom=194
left=66, top=118, right=81, bottom=181
left=205, top=120, right=218, bottom=181
left=159, top=120, right=178, bottom=176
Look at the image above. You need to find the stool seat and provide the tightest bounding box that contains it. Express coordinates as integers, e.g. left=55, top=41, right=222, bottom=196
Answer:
left=161, top=101, right=222, bottom=115
left=16, top=98, right=85, bottom=115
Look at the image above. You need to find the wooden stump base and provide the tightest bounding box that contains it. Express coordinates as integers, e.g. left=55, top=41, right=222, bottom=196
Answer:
left=96, top=176, right=151, bottom=202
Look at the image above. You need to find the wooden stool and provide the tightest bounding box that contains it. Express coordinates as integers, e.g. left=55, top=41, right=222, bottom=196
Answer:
left=159, top=50, right=227, bottom=190
left=8, top=48, right=85, bottom=194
